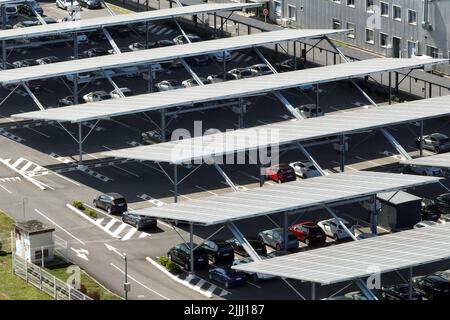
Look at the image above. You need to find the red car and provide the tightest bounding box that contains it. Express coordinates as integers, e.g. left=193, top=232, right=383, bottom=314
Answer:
left=289, top=222, right=326, bottom=245
left=265, top=163, right=296, bottom=183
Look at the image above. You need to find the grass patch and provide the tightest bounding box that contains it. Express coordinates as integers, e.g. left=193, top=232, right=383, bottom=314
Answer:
left=157, top=256, right=182, bottom=274
left=72, top=200, right=97, bottom=219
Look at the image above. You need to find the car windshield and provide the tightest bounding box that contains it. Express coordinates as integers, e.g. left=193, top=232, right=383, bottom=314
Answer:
left=112, top=198, right=126, bottom=204
left=307, top=226, right=323, bottom=234
left=100, top=94, right=111, bottom=100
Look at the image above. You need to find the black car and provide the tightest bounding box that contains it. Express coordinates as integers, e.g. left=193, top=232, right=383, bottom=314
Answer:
left=57, top=96, right=76, bottom=107
left=168, top=243, right=209, bottom=271
left=88, top=29, right=107, bottom=41
left=421, top=198, right=442, bottom=221
left=108, top=25, right=131, bottom=37
left=414, top=274, right=450, bottom=300
left=93, top=193, right=127, bottom=214
left=13, top=59, right=39, bottom=68
left=83, top=47, right=109, bottom=57
left=201, top=239, right=235, bottom=264
left=36, top=56, right=61, bottom=65
left=141, top=130, right=172, bottom=145
left=434, top=193, right=450, bottom=215
left=382, top=284, right=422, bottom=300
left=227, top=237, right=267, bottom=257
left=274, top=58, right=305, bottom=73
left=17, top=1, right=44, bottom=16
left=122, top=212, right=157, bottom=230
left=79, top=0, right=102, bottom=9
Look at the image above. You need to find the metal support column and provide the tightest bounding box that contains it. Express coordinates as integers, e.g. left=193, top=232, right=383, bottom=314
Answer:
left=259, top=164, right=266, bottom=187
left=223, top=51, right=226, bottom=80
left=147, top=64, right=153, bottom=93
left=311, top=283, right=316, bottom=300
left=78, top=122, right=83, bottom=165
left=189, top=222, right=194, bottom=273
left=419, top=120, right=424, bottom=157
left=395, top=72, right=399, bottom=94
left=408, top=267, right=413, bottom=300
left=238, top=97, right=244, bottom=129
left=21, top=84, right=45, bottom=111
left=1, top=40, right=6, bottom=70
left=173, top=164, right=178, bottom=203
left=388, top=72, right=392, bottom=105
left=297, top=143, right=327, bottom=176
left=73, top=33, right=79, bottom=105
left=323, top=205, right=358, bottom=241
left=213, top=13, right=217, bottom=37
left=339, top=134, right=345, bottom=172
left=102, top=27, right=121, bottom=54
left=227, top=222, right=262, bottom=261
left=356, top=279, right=378, bottom=300
left=161, top=109, right=166, bottom=141
left=315, top=84, right=320, bottom=114
left=370, top=194, right=378, bottom=235
left=283, top=212, right=288, bottom=252
left=1, top=6, right=5, bottom=30
left=380, top=128, right=412, bottom=160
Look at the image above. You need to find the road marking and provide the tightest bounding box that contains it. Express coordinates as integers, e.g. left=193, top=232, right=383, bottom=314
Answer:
left=195, top=185, right=218, bottom=195
left=0, top=184, right=12, bottom=194
left=34, top=209, right=85, bottom=245
left=137, top=194, right=166, bottom=206
left=70, top=247, right=89, bottom=261
left=121, top=227, right=137, bottom=241
left=355, top=156, right=384, bottom=167
left=169, top=190, right=193, bottom=200
left=247, top=281, right=262, bottom=289
left=111, top=223, right=128, bottom=237
left=110, top=263, right=170, bottom=300
left=104, top=219, right=117, bottom=232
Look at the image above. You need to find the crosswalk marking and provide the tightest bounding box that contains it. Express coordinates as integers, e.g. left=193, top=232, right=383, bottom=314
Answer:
left=121, top=227, right=137, bottom=241
left=111, top=223, right=128, bottom=237
left=50, top=153, right=74, bottom=164
left=138, top=194, right=165, bottom=206
left=95, top=218, right=104, bottom=226
left=0, top=129, right=24, bottom=142
left=0, top=177, right=21, bottom=183
left=104, top=219, right=117, bottom=231
left=19, top=161, right=34, bottom=173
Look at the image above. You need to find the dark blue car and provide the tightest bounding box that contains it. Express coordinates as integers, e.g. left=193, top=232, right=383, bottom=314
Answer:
left=208, top=267, right=247, bottom=289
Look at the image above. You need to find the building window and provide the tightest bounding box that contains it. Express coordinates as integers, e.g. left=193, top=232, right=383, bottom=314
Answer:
left=408, top=9, right=417, bottom=25
left=274, top=1, right=281, bottom=17
left=35, top=249, right=49, bottom=260
left=380, top=2, right=389, bottom=17
left=380, top=33, right=389, bottom=47
left=426, top=45, right=439, bottom=58
left=365, top=28, right=374, bottom=44
left=346, top=22, right=355, bottom=38
left=366, top=0, right=374, bottom=12
left=347, top=0, right=355, bottom=7
left=288, top=5, right=296, bottom=21
left=332, top=18, right=341, bottom=30
left=393, top=5, right=402, bottom=21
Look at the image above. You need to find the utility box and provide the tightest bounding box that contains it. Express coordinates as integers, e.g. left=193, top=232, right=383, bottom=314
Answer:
left=13, top=220, right=55, bottom=264
left=377, top=191, right=422, bottom=231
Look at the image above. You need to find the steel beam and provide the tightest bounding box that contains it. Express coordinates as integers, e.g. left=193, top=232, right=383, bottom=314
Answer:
left=189, top=222, right=194, bottom=273
left=78, top=122, right=83, bottom=165
left=30, top=5, right=47, bottom=25
left=180, top=59, right=204, bottom=86
left=322, top=204, right=358, bottom=241
left=21, top=83, right=45, bottom=111
left=296, top=143, right=327, bottom=176
left=227, top=222, right=262, bottom=262
left=380, top=128, right=413, bottom=160
left=339, top=134, right=345, bottom=172
left=213, top=162, right=239, bottom=192
left=355, top=279, right=378, bottom=300
left=102, top=27, right=122, bottom=54
left=174, top=164, right=178, bottom=203
left=370, top=194, right=378, bottom=234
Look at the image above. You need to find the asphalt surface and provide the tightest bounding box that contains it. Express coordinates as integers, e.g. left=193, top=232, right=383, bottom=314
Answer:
left=0, top=2, right=449, bottom=300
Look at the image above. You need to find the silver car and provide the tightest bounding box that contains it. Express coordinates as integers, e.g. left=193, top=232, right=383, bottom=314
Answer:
left=416, top=133, right=450, bottom=153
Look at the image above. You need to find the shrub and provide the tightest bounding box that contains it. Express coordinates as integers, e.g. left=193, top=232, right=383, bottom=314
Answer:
left=157, top=256, right=169, bottom=267
left=85, top=209, right=97, bottom=218
left=166, top=261, right=181, bottom=274
left=72, top=200, right=85, bottom=210
left=88, top=289, right=101, bottom=300
left=79, top=284, right=87, bottom=294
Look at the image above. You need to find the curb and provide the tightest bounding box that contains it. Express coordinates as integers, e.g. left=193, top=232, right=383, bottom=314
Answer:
left=145, top=257, right=214, bottom=299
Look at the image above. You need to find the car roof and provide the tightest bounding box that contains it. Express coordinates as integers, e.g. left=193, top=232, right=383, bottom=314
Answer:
left=430, top=133, right=448, bottom=139
left=106, top=192, right=124, bottom=199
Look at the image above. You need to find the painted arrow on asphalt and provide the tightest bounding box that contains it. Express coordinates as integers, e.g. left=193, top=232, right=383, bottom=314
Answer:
left=104, top=243, right=125, bottom=259
left=71, top=247, right=89, bottom=261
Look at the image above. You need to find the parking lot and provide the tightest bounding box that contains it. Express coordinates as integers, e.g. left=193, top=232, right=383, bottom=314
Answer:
left=0, top=1, right=449, bottom=300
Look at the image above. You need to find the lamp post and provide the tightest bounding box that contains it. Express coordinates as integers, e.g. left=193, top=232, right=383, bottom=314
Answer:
left=123, top=253, right=130, bottom=300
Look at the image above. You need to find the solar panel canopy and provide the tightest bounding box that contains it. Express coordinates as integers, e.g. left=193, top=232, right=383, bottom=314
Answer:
left=131, top=171, right=440, bottom=226
left=232, top=223, right=450, bottom=284
left=0, top=29, right=348, bottom=84
left=99, top=95, right=450, bottom=164
left=401, top=153, right=450, bottom=169
left=0, top=3, right=258, bottom=41
left=12, top=58, right=447, bottom=124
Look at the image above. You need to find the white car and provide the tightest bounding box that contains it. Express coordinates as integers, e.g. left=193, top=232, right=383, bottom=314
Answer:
left=65, top=72, right=91, bottom=83
left=212, top=51, right=232, bottom=62
left=56, top=0, right=80, bottom=10
left=289, top=161, right=321, bottom=179
left=414, top=220, right=438, bottom=229
left=82, top=91, right=111, bottom=103
left=128, top=42, right=145, bottom=51
left=407, top=165, right=443, bottom=177
left=249, top=63, right=273, bottom=76
left=232, top=257, right=275, bottom=281
left=228, top=67, right=255, bottom=79
left=181, top=77, right=208, bottom=88
left=318, top=218, right=355, bottom=240
left=295, top=104, right=324, bottom=118
left=110, top=87, right=133, bottom=99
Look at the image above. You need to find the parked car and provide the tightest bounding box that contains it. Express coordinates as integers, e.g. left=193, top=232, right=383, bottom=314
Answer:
left=155, top=79, right=183, bottom=91
left=18, top=1, right=44, bottom=16
left=56, top=0, right=80, bottom=10
left=382, top=284, right=422, bottom=300
left=167, top=243, right=209, bottom=271
left=440, top=214, right=450, bottom=223
left=181, top=77, right=209, bottom=88
left=108, top=25, right=131, bottom=37
left=90, top=69, right=115, bottom=79
left=200, top=239, right=234, bottom=264
left=228, top=67, right=255, bottom=79
left=257, top=228, right=299, bottom=251
left=206, top=72, right=238, bottom=83
left=266, top=250, right=290, bottom=258
left=208, top=267, right=247, bottom=288
left=36, top=56, right=61, bottom=65
left=274, top=58, right=305, bottom=73
left=173, top=33, right=202, bottom=45
left=83, top=47, right=109, bottom=57
left=249, top=63, right=273, bottom=76
left=414, top=220, right=438, bottom=229
left=227, top=237, right=267, bottom=257
left=24, top=80, right=42, bottom=91
left=13, top=20, right=39, bottom=29
left=414, top=273, right=450, bottom=300
left=405, top=164, right=443, bottom=177
left=212, top=50, right=232, bottom=62
left=318, top=218, right=355, bottom=240
left=0, top=60, right=14, bottom=70
left=57, top=96, right=76, bottom=107
left=88, top=29, right=107, bottom=41
left=289, top=222, right=326, bottom=245
left=265, top=163, right=296, bottom=183
left=344, top=290, right=384, bottom=300
left=114, top=66, right=141, bottom=78
left=232, top=256, right=275, bottom=281
left=79, top=0, right=102, bottom=9
left=110, top=87, right=133, bottom=99
left=295, top=104, right=324, bottom=118
left=416, top=133, right=450, bottom=153
left=128, top=42, right=146, bottom=51
left=93, top=193, right=127, bottom=214
left=12, top=59, right=39, bottom=68
left=188, top=55, right=209, bottom=66
left=421, top=198, right=443, bottom=222
left=65, top=72, right=92, bottom=83
left=289, top=161, right=321, bottom=179
left=141, top=130, right=172, bottom=145
left=434, top=193, right=450, bottom=215
left=5, top=5, right=18, bottom=18
left=122, top=212, right=157, bottom=230
left=82, top=90, right=111, bottom=103
left=153, top=39, right=176, bottom=48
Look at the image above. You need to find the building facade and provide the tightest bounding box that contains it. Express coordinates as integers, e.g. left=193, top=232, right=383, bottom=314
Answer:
left=268, top=0, right=450, bottom=73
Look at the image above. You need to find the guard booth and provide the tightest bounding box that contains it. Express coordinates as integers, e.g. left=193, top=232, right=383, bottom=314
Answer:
left=377, top=191, right=422, bottom=231
left=13, top=220, right=55, bottom=264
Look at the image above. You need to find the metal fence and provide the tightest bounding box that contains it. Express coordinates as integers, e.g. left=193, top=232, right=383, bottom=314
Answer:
left=12, top=253, right=92, bottom=300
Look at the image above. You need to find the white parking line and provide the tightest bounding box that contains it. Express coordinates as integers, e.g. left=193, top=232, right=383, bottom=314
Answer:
left=34, top=209, right=85, bottom=245
left=111, top=223, right=128, bottom=237
left=110, top=263, right=170, bottom=300
left=104, top=219, right=117, bottom=232
left=0, top=184, right=12, bottom=194
left=355, top=156, right=384, bottom=167
left=195, top=185, right=218, bottom=195
left=121, top=227, right=137, bottom=241
left=169, top=190, right=193, bottom=200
